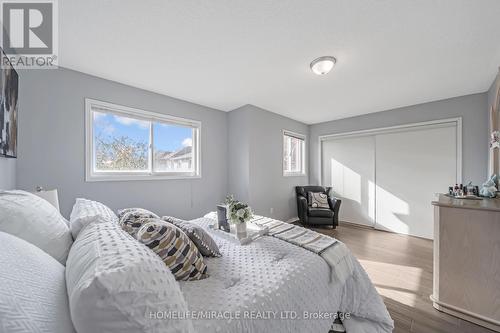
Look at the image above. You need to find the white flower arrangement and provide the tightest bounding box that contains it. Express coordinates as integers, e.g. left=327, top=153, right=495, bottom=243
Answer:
left=224, top=195, right=253, bottom=224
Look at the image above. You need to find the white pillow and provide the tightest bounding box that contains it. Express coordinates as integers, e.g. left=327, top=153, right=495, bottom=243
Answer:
left=69, top=198, right=118, bottom=239
left=0, top=232, right=75, bottom=333
left=0, top=190, right=73, bottom=264
left=66, top=218, right=194, bottom=333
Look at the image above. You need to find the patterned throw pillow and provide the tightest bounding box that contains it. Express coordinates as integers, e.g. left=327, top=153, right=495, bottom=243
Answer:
left=119, top=209, right=158, bottom=238
left=163, top=216, right=221, bottom=257
left=137, top=219, right=208, bottom=281
left=308, top=192, right=330, bottom=208
left=117, top=207, right=159, bottom=220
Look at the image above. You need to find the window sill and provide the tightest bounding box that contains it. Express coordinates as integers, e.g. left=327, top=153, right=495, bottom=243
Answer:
left=85, top=173, right=201, bottom=182
left=283, top=172, right=307, bottom=177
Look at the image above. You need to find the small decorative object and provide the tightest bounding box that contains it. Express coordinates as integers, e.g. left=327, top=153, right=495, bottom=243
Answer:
left=464, top=182, right=479, bottom=196
left=448, top=182, right=481, bottom=199
left=480, top=174, right=498, bottom=198
left=225, top=195, right=253, bottom=238
left=490, top=130, right=500, bottom=149
left=216, top=204, right=230, bottom=232
left=449, top=183, right=464, bottom=197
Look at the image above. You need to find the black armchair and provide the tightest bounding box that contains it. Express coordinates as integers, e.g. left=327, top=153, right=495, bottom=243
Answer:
left=295, top=186, right=341, bottom=228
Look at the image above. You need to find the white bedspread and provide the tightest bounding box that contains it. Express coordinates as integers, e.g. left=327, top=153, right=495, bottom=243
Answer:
left=179, top=218, right=393, bottom=333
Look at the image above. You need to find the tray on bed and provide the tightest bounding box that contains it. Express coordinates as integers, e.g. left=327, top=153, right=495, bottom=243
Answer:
left=208, top=222, right=269, bottom=245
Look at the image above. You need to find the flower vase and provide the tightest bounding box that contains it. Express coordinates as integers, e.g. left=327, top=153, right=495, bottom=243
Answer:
left=235, top=221, right=247, bottom=239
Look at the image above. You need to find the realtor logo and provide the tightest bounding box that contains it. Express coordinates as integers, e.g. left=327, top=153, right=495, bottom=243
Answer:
left=1, top=0, right=58, bottom=69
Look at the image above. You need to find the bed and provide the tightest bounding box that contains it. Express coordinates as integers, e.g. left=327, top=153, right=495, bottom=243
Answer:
left=179, top=217, right=393, bottom=333
left=0, top=191, right=393, bottom=333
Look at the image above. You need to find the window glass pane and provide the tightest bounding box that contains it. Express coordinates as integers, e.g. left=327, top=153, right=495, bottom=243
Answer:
left=284, top=134, right=304, bottom=174
left=290, top=136, right=301, bottom=172
left=153, top=122, right=194, bottom=172
left=283, top=135, right=290, bottom=170
left=93, top=111, right=150, bottom=171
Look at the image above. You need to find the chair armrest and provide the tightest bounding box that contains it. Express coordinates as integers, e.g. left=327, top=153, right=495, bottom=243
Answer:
left=328, top=197, right=341, bottom=226
left=297, top=196, right=308, bottom=224
left=298, top=196, right=308, bottom=209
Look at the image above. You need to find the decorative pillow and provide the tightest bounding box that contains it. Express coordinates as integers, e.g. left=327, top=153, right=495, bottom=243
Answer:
left=137, top=219, right=209, bottom=281
left=70, top=198, right=119, bottom=239
left=119, top=209, right=159, bottom=238
left=66, top=219, right=193, bottom=333
left=117, top=207, right=159, bottom=220
left=163, top=216, right=221, bottom=257
left=0, top=232, right=75, bottom=333
left=0, top=190, right=73, bottom=264
left=308, top=192, right=330, bottom=208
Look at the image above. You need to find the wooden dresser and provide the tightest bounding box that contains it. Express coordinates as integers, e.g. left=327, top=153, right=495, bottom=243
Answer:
left=432, top=194, right=500, bottom=332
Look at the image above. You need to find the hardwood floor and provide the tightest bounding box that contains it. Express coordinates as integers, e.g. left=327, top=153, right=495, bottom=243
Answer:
left=307, top=223, right=496, bottom=333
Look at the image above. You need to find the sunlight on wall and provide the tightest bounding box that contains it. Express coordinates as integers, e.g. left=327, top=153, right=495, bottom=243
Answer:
left=330, top=158, right=361, bottom=203
left=375, top=184, right=410, bottom=234
left=327, top=158, right=412, bottom=232
left=368, top=180, right=375, bottom=221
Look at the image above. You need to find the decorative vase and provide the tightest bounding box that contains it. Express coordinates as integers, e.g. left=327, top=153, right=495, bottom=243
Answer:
left=235, top=221, right=247, bottom=238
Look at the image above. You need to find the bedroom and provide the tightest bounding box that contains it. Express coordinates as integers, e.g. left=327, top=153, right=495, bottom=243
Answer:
left=0, top=1, right=499, bottom=332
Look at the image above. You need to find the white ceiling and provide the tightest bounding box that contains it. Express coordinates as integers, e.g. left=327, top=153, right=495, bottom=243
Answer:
left=60, top=0, right=500, bottom=124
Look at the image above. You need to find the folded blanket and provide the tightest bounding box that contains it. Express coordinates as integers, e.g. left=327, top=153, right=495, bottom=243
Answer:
left=264, top=220, right=352, bottom=284
left=221, top=213, right=354, bottom=284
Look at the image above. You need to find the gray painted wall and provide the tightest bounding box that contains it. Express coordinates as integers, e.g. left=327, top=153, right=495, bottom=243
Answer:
left=309, top=93, right=489, bottom=186
left=16, top=68, right=228, bottom=218
left=0, top=158, right=16, bottom=189
left=228, top=105, right=309, bottom=221
left=227, top=108, right=250, bottom=203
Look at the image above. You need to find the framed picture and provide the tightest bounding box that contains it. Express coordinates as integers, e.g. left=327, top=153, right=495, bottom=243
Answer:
left=217, top=205, right=230, bottom=232
left=0, top=47, right=19, bottom=158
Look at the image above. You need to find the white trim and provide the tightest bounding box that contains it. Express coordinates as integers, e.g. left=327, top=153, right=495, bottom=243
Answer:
left=318, top=117, right=463, bottom=184
left=85, top=98, right=202, bottom=182
left=86, top=98, right=201, bottom=128
left=282, top=129, right=307, bottom=177
left=283, top=129, right=306, bottom=140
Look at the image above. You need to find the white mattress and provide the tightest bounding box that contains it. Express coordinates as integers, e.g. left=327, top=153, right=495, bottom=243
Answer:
left=180, top=218, right=393, bottom=333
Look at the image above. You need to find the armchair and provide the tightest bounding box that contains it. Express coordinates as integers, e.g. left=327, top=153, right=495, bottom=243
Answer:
left=295, top=186, right=341, bottom=228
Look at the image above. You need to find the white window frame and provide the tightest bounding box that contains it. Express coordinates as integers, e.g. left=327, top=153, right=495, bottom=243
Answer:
left=85, top=98, right=201, bottom=182
left=282, top=129, right=306, bottom=177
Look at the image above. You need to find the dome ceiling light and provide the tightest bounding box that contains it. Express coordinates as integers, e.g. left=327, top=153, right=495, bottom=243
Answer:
left=310, top=56, right=337, bottom=75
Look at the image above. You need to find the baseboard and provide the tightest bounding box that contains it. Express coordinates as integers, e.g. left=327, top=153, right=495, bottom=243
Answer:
left=338, top=220, right=373, bottom=230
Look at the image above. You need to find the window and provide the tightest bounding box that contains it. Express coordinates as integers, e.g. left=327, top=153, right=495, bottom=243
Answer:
left=283, top=130, right=306, bottom=176
left=85, top=99, right=200, bottom=181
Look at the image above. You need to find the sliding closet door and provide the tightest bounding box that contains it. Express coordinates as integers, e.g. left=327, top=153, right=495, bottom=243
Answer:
left=322, top=136, right=375, bottom=227
left=375, top=124, right=457, bottom=239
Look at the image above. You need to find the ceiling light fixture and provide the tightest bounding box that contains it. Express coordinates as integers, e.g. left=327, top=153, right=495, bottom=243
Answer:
left=310, top=56, right=336, bottom=75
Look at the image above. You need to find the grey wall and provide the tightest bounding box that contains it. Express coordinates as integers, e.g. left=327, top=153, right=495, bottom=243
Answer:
left=16, top=68, right=228, bottom=218
left=0, top=158, right=16, bottom=189
left=227, top=108, right=250, bottom=203
left=310, top=93, right=489, bottom=186
left=228, top=105, right=309, bottom=221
